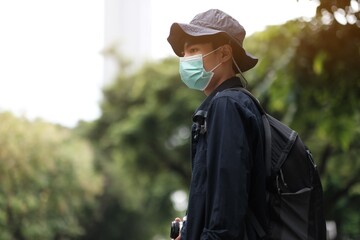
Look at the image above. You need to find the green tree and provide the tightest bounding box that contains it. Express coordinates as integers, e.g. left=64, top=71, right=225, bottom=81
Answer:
left=84, top=57, right=203, bottom=239
left=0, top=112, right=102, bottom=239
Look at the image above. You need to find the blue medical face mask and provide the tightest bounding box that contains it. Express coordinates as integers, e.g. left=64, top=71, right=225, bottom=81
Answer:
left=179, top=47, right=222, bottom=91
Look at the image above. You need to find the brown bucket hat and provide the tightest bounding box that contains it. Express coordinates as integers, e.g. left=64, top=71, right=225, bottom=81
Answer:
left=167, top=9, right=258, bottom=72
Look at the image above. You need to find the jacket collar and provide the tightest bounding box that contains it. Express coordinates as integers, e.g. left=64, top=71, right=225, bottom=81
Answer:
left=194, top=77, right=243, bottom=116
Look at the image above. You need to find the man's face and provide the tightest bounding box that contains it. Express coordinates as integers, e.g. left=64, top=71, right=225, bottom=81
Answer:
left=183, top=42, right=221, bottom=72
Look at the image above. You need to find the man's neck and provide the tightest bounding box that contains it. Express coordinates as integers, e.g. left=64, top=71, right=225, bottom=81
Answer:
left=204, top=72, right=236, bottom=96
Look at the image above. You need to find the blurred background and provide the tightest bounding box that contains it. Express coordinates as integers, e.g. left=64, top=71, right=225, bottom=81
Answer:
left=0, top=0, right=359, bottom=239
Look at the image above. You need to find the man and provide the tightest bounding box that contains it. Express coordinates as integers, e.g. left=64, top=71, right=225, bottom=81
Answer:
left=167, top=9, right=267, bottom=240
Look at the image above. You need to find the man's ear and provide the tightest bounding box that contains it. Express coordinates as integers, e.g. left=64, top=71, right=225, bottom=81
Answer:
left=221, top=44, right=233, bottom=62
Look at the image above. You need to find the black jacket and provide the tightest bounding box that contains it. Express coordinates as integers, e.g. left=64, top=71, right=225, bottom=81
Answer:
left=181, top=77, right=267, bottom=240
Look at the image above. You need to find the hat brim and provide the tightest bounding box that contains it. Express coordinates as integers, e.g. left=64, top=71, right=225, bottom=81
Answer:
left=167, top=23, right=258, bottom=72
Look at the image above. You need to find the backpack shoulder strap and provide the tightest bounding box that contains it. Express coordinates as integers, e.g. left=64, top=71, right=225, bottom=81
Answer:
left=246, top=208, right=267, bottom=238
left=232, top=87, right=272, bottom=177
left=228, top=87, right=271, bottom=239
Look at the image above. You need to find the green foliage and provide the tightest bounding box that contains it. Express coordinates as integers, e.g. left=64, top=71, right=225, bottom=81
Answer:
left=0, top=112, right=102, bottom=239
left=84, top=57, right=204, bottom=239
left=94, top=57, right=203, bottom=182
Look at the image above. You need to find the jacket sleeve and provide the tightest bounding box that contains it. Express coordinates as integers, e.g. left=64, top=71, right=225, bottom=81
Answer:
left=200, top=96, right=253, bottom=239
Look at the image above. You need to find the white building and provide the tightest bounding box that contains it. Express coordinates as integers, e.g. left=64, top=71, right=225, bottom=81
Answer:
left=104, top=0, right=152, bottom=83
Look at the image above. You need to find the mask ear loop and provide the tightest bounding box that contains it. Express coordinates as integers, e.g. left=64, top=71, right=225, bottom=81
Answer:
left=232, top=57, right=248, bottom=88
left=203, top=46, right=223, bottom=58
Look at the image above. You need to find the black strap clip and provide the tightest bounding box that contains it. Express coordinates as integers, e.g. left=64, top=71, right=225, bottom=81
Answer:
left=192, top=110, right=207, bottom=140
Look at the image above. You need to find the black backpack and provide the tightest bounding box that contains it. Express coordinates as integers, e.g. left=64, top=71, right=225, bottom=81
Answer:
left=235, top=88, right=327, bottom=240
